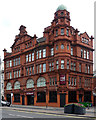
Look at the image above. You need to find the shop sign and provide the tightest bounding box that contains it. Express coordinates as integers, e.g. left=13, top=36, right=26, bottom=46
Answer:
left=60, top=75, right=66, bottom=85
left=26, top=92, right=34, bottom=95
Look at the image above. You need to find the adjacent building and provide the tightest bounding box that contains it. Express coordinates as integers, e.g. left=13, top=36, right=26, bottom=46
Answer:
left=1, top=61, right=4, bottom=100
left=3, top=5, right=94, bottom=107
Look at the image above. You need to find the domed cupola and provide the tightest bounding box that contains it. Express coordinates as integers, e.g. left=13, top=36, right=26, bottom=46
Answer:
left=54, top=4, right=70, bottom=26
left=56, top=4, right=67, bottom=12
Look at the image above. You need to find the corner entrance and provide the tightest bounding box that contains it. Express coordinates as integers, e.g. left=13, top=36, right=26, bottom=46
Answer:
left=27, top=95, right=34, bottom=105
left=60, top=93, right=66, bottom=107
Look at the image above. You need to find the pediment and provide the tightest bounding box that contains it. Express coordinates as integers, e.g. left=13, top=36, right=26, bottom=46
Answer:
left=80, top=32, right=90, bottom=39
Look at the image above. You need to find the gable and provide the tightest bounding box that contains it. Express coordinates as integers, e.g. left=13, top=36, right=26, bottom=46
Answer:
left=80, top=32, right=90, bottom=39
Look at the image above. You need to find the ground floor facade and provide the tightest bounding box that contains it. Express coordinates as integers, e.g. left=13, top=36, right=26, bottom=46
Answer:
left=4, top=71, right=94, bottom=107
left=5, top=90, right=94, bottom=107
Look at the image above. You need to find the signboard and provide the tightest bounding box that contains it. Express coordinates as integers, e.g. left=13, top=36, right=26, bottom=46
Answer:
left=26, top=92, right=34, bottom=95
left=60, top=75, right=66, bottom=85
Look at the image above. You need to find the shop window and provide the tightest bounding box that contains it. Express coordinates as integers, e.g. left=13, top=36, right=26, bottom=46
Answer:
left=37, top=92, right=46, bottom=102
left=49, top=91, right=57, bottom=102
left=68, top=91, right=77, bottom=102
left=84, top=91, right=91, bottom=102
left=14, top=94, right=20, bottom=102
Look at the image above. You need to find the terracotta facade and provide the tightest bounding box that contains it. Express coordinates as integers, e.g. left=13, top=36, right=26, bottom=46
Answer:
left=3, top=6, right=94, bottom=107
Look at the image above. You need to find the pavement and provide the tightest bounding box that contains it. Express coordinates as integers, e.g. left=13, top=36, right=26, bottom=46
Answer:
left=8, top=105, right=96, bottom=119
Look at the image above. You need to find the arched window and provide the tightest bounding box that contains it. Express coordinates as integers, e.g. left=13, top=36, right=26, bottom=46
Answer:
left=6, top=82, right=12, bottom=90
left=26, top=79, right=34, bottom=88
left=37, top=77, right=46, bottom=87
left=14, top=81, right=20, bottom=89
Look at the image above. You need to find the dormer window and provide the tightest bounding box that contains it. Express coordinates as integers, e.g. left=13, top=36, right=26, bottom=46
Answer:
left=82, top=37, right=89, bottom=44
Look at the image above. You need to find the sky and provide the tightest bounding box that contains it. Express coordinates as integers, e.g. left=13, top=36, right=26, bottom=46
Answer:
left=0, top=0, right=95, bottom=61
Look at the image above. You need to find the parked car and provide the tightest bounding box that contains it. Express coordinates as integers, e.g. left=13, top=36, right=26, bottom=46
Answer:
left=1, top=100, right=10, bottom=107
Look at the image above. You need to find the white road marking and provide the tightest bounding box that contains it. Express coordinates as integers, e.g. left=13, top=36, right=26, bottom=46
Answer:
left=9, top=114, right=15, bottom=116
left=16, top=114, right=33, bottom=118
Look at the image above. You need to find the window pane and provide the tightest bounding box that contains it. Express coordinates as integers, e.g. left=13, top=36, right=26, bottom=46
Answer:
left=61, top=28, right=64, bottom=35
left=61, top=44, right=64, bottom=49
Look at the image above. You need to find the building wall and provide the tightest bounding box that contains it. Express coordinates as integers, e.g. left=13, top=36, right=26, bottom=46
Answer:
left=3, top=6, right=94, bottom=107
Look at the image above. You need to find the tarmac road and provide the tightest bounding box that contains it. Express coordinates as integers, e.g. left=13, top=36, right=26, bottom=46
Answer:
left=1, top=107, right=96, bottom=120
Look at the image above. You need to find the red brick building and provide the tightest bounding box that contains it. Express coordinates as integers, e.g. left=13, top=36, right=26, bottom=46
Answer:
left=4, top=5, right=94, bottom=107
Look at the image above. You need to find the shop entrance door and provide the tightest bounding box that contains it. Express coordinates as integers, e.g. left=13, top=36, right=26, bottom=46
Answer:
left=60, top=93, right=66, bottom=107
left=22, top=95, right=25, bottom=105
left=27, top=95, right=34, bottom=105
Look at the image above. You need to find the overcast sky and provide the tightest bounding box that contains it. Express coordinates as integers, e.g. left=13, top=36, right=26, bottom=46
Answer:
left=0, top=0, right=95, bottom=61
